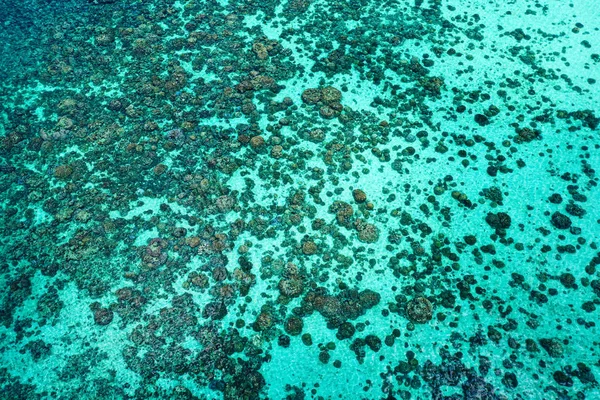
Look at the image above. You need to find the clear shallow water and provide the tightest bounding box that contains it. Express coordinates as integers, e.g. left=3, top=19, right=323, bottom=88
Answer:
left=0, top=0, right=599, bottom=399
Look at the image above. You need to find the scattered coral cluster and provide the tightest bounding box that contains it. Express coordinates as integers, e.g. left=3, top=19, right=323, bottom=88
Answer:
left=0, top=0, right=599, bottom=398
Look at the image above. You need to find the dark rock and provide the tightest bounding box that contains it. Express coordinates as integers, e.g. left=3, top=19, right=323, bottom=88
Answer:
left=548, top=193, right=563, bottom=204
left=406, top=297, right=433, bottom=323
left=553, top=370, right=573, bottom=386
left=203, top=302, right=227, bottom=320
left=539, top=338, right=564, bottom=357
left=502, top=372, right=518, bottom=389
left=336, top=322, right=356, bottom=340
left=321, top=86, right=342, bottom=104
left=278, top=335, right=290, bottom=348
left=284, top=316, right=304, bottom=336
left=551, top=212, right=572, bottom=230
left=301, top=88, right=322, bottom=104
left=462, top=376, right=496, bottom=399
left=565, top=202, right=586, bottom=217
left=559, top=273, right=575, bottom=288
left=253, top=311, right=273, bottom=331
left=365, top=335, right=382, bottom=352
left=485, top=212, right=512, bottom=230
left=464, top=235, right=477, bottom=245
left=474, top=114, right=489, bottom=126
left=93, top=308, right=113, bottom=325
left=301, top=333, right=313, bottom=346
left=515, top=127, right=540, bottom=142
left=279, top=278, right=304, bottom=298
left=352, top=189, right=367, bottom=203
left=487, top=166, right=498, bottom=176
left=575, top=363, right=597, bottom=384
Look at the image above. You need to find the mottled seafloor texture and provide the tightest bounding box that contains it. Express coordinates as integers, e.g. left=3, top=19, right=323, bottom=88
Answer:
left=0, top=0, right=599, bottom=398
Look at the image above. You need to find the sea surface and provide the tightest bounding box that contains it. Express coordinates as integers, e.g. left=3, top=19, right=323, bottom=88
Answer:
left=1, top=0, right=599, bottom=399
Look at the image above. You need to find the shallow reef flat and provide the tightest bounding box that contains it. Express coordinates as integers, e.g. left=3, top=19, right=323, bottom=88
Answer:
left=0, top=0, right=599, bottom=398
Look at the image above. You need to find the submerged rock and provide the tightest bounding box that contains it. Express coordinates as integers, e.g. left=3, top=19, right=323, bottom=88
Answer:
left=539, top=338, right=564, bottom=357
left=284, top=316, right=304, bottom=336
left=278, top=278, right=304, bottom=298
left=93, top=307, right=113, bottom=326
left=485, top=212, right=512, bottom=230
left=406, top=297, right=433, bottom=323
left=551, top=211, right=572, bottom=229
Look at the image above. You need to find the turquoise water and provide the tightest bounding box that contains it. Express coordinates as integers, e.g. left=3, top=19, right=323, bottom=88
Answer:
left=1, top=0, right=599, bottom=398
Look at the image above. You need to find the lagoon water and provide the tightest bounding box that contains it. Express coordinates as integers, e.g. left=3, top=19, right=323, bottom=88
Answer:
left=1, top=0, right=599, bottom=399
